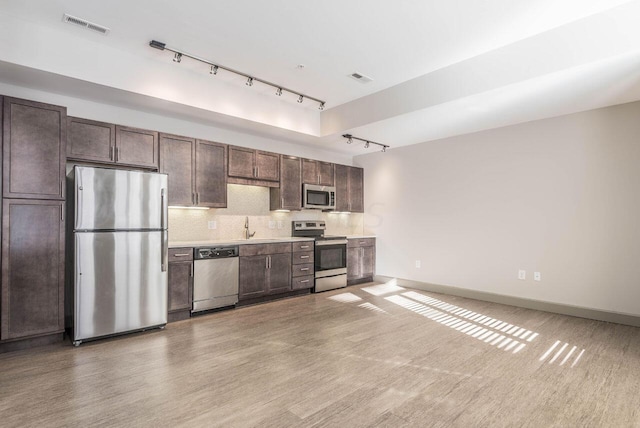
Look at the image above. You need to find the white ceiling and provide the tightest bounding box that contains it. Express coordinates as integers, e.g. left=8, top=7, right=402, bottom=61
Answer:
left=0, top=0, right=639, bottom=156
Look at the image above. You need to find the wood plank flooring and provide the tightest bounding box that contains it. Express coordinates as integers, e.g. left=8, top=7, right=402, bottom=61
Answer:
left=1, top=281, right=639, bottom=427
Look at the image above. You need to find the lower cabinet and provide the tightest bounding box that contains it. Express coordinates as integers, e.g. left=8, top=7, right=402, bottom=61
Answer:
left=239, top=243, right=292, bottom=300
left=1, top=199, right=65, bottom=341
left=167, top=248, right=193, bottom=320
left=347, top=238, right=376, bottom=284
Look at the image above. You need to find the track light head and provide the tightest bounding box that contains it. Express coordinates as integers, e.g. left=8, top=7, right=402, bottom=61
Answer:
left=210, top=65, right=218, bottom=75
left=319, top=102, right=325, bottom=111
left=382, top=146, right=387, bottom=152
left=275, top=87, right=282, bottom=96
left=246, top=77, right=254, bottom=86
left=173, top=52, right=182, bottom=63
left=297, top=95, right=304, bottom=103
left=364, top=141, right=370, bottom=148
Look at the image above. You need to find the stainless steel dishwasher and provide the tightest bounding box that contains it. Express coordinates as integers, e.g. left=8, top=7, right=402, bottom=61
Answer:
left=192, top=246, right=239, bottom=312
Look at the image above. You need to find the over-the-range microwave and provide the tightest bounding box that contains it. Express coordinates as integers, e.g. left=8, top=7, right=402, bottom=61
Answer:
left=303, top=184, right=336, bottom=210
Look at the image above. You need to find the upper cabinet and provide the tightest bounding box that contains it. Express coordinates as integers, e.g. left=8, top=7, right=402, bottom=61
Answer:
left=228, top=146, right=279, bottom=187
left=159, top=133, right=227, bottom=208
left=302, top=159, right=334, bottom=186
left=67, top=117, right=158, bottom=169
left=270, top=155, right=301, bottom=210
left=335, top=165, right=364, bottom=213
left=114, top=125, right=159, bottom=169
left=3, top=97, right=66, bottom=200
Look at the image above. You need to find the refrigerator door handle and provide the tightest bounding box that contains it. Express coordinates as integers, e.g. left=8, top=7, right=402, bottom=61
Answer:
left=76, top=172, right=83, bottom=229
left=161, top=188, right=168, bottom=230
left=161, top=231, right=168, bottom=272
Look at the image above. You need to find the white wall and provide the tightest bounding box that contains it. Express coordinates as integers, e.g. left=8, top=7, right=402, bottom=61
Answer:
left=357, top=100, right=640, bottom=316
left=0, top=81, right=352, bottom=165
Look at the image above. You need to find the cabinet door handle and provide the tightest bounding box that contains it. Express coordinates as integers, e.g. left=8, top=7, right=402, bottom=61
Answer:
left=317, top=174, right=320, bottom=185
left=268, top=255, right=272, bottom=269
left=256, top=166, right=259, bottom=178
left=190, top=264, right=194, bottom=277
left=192, top=192, right=196, bottom=204
left=115, top=147, right=120, bottom=162
left=281, top=197, right=284, bottom=208
left=173, top=253, right=191, bottom=257
left=196, top=192, right=200, bottom=205
left=109, top=146, right=114, bottom=160
left=60, top=204, right=64, bottom=222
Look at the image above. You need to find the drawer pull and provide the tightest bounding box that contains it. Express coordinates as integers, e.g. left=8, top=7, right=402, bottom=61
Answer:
left=300, top=245, right=310, bottom=249
left=359, top=241, right=366, bottom=244
left=300, top=280, right=310, bottom=283
left=300, top=268, right=310, bottom=271
left=173, top=253, right=191, bottom=257
left=300, top=255, right=310, bottom=259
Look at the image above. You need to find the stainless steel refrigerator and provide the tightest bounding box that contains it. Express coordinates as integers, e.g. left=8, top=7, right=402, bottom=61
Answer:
left=68, top=166, right=168, bottom=346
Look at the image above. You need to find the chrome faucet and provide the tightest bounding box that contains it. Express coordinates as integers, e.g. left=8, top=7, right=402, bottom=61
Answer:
left=244, top=216, right=256, bottom=240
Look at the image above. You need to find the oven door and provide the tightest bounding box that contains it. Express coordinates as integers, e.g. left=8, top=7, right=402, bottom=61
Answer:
left=315, top=239, right=347, bottom=278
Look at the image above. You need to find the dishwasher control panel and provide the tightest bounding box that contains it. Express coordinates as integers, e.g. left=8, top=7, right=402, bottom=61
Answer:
left=194, top=246, right=239, bottom=260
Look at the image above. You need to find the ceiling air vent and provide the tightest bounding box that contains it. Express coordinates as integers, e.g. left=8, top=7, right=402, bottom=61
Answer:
left=349, top=72, right=373, bottom=83
left=62, top=13, right=110, bottom=35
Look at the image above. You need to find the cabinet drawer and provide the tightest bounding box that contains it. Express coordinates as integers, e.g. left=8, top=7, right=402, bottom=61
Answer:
left=169, top=248, right=193, bottom=262
left=347, top=238, right=375, bottom=248
left=292, top=241, right=314, bottom=252
left=292, top=263, right=313, bottom=277
left=292, top=275, right=314, bottom=290
left=292, top=251, right=314, bottom=265
left=239, top=242, right=292, bottom=257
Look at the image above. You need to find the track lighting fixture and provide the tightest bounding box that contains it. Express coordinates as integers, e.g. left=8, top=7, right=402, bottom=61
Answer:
left=342, top=134, right=390, bottom=152
left=149, top=40, right=326, bottom=110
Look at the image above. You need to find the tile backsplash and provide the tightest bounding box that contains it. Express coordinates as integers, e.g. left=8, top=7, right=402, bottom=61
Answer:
left=168, top=184, right=363, bottom=242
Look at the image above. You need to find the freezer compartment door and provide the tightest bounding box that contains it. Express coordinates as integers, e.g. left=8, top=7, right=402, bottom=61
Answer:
left=74, top=231, right=168, bottom=341
left=74, top=166, right=168, bottom=230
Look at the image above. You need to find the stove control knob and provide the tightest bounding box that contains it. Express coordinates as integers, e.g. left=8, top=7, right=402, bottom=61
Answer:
left=227, top=250, right=234, bottom=256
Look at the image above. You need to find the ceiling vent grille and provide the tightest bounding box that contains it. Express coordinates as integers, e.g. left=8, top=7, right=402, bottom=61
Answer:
left=349, top=72, right=373, bottom=83
left=62, top=13, right=110, bottom=35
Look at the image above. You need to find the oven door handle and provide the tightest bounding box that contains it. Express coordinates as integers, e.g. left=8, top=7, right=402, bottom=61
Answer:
left=315, top=239, right=348, bottom=246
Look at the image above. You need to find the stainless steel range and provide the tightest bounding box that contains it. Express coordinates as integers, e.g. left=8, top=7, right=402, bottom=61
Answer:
left=292, top=221, right=347, bottom=292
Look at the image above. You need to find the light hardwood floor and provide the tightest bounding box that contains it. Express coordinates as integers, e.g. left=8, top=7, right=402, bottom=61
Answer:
left=1, top=281, right=639, bottom=427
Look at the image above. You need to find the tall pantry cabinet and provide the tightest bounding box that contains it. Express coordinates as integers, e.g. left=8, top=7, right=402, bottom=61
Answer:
left=1, top=96, right=66, bottom=347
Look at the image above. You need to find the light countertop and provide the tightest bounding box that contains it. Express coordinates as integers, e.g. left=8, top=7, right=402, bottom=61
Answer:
left=169, top=237, right=314, bottom=248
left=346, top=235, right=377, bottom=239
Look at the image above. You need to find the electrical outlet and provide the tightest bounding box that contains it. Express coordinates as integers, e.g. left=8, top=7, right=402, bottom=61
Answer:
left=268, top=220, right=276, bottom=229
left=518, top=270, right=526, bottom=280
left=534, top=272, right=541, bottom=281
left=415, top=260, right=421, bottom=268
left=277, top=221, right=284, bottom=229
left=207, top=221, right=217, bottom=230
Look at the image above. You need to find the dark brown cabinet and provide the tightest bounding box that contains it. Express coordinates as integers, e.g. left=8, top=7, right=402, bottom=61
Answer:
left=167, top=248, right=193, bottom=320
left=335, top=164, right=364, bottom=213
left=3, top=97, right=66, bottom=200
left=1, top=199, right=65, bottom=341
left=228, top=146, right=279, bottom=185
left=160, top=135, right=227, bottom=208
left=67, top=117, right=115, bottom=163
left=270, top=155, right=302, bottom=210
left=347, top=238, right=376, bottom=284
left=67, top=118, right=159, bottom=169
left=195, top=140, right=227, bottom=207
left=302, top=159, right=334, bottom=186
left=239, top=243, right=292, bottom=300
left=292, top=241, right=314, bottom=290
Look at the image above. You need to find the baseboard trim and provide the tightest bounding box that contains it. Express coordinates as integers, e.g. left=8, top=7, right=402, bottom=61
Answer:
left=374, top=275, right=640, bottom=328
